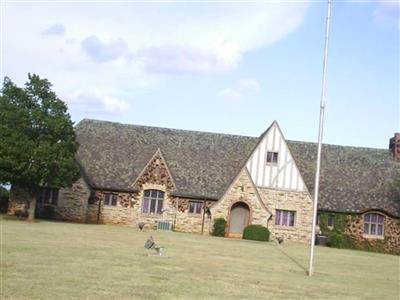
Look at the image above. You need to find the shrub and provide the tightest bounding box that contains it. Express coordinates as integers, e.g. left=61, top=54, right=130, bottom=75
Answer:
left=243, top=225, right=270, bottom=241
left=327, top=233, right=344, bottom=248
left=212, top=218, right=227, bottom=237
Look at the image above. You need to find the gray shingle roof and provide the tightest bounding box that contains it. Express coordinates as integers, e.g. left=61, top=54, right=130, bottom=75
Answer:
left=75, top=119, right=257, bottom=199
left=287, top=141, right=400, bottom=217
left=75, top=119, right=400, bottom=217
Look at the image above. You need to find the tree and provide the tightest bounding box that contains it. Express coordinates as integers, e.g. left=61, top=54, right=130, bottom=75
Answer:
left=0, top=74, right=80, bottom=220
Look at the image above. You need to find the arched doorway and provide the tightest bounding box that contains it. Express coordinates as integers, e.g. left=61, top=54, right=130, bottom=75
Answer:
left=228, top=202, right=250, bottom=238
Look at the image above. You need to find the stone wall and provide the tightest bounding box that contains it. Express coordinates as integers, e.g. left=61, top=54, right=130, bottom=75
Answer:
left=345, top=212, right=400, bottom=254
left=173, top=198, right=213, bottom=234
left=90, top=151, right=186, bottom=229
left=85, top=150, right=215, bottom=234
left=52, top=177, right=91, bottom=222
left=7, top=178, right=90, bottom=223
left=257, top=187, right=313, bottom=243
left=7, top=185, right=30, bottom=215
left=210, top=167, right=271, bottom=237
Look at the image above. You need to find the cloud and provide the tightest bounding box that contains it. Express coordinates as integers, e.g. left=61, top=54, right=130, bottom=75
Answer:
left=4, top=3, right=309, bottom=118
left=218, top=79, right=261, bottom=100
left=81, top=36, right=131, bottom=62
left=374, top=1, right=399, bottom=29
left=137, top=42, right=240, bottom=74
left=66, top=90, right=130, bottom=114
left=42, top=24, right=66, bottom=36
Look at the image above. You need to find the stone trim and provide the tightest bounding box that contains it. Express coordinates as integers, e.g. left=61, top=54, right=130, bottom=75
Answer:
left=131, top=148, right=176, bottom=190
left=244, top=167, right=272, bottom=215
left=226, top=201, right=252, bottom=238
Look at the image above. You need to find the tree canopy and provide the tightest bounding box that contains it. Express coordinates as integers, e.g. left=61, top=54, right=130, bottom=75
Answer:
left=0, top=74, right=80, bottom=193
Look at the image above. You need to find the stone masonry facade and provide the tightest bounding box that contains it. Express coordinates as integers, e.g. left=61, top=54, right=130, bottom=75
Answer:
left=84, top=150, right=213, bottom=234
left=257, top=187, right=313, bottom=243
left=344, top=212, right=400, bottom=255
left=210, top=167, right=271, bottom=237
left=5, top=164, right=317, bottom=243
left=8, top=178, right=90, bottom=223
left=7, top=153, right=398, bottom=252
left=7, top=185, right=30, bottom=215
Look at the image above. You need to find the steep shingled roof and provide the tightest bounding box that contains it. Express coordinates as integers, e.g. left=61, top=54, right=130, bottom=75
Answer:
left=75, top=119, right=399, bottom=217
left=75, top=119, right=258, bottom=199
left=287, top=141, right=400, bottom=217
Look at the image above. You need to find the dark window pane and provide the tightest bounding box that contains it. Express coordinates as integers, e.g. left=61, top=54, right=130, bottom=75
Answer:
left=377, top=215, right=384, bottom=223
left=111, top=194, right=117, bottom=206
left=289, top=212, right=295, bottom=226
left=377, top=225, right=383, bottom=236
left=196, top=203, right=203, bottom=214
left=150, top=199, right=157, bottom=213
left=142, top=198, right=149, bottom=213
left=363, top=223, right=369, bottom=234
left=52, top=189, right=59, bottom=206
left=156, top=200, right=163, bottom=214
left=267, top=152, right=278, bottom=164
left=327, top=215, right=334, bottom=227
left=364, top=214, right=370, bottom=222
left=151, top=190, right=158, bottom=198
left=371, top=214, right=377, bottom=223
left=44, top=189, right=51, bottom=204
left=282, top=211, right=288, bottom=226
left=104, top=194, right=110, bottom=205
left=144, top=190, right=150, bottom=197
left=370, top=224, right=376, bottom=235
left=275, top=210, right=281, bottom=225
left=189, top=202, right=195, bottom=213
left=158, top=191, right=165, bottom=199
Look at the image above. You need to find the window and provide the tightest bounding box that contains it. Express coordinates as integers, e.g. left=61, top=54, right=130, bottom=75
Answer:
left=266, top=151, right=278, bottom=164
left=189, top=201, right=203, bottom=214
left=142, top=190, right=164, bottom=214
left=275, top=210, right=295, bottom=227
left=104, top=193, right=118, bottom=206
left=37, top=188, right=59, bottom=206
left=363, top=213, right=384, bottom=236
left=327, top=215, right=334, bottom=227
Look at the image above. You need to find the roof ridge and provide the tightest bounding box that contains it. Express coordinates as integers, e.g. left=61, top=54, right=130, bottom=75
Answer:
left=77, top=118, right=259, bottom=140
left=287, top=139, right=391, bottom=152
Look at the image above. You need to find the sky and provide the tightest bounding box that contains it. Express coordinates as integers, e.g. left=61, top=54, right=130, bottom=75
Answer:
left=1, top=0, right=399, bottom=149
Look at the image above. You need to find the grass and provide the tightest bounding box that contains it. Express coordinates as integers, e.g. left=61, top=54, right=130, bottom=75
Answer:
left=1, top=216, right=399, bottom=300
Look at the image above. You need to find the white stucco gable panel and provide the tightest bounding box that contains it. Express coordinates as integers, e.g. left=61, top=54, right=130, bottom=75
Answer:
left=246, top=122, right=306, bottom=191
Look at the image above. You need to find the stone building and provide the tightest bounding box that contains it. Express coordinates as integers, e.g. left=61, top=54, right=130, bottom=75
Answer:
left=7, top=119, right=400, bottom=253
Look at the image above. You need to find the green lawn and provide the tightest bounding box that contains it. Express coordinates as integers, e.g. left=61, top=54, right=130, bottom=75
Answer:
left=1, top=216, right=399, bottom=299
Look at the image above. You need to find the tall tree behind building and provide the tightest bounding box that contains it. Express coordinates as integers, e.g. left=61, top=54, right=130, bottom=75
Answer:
left=0, top=74, right=80, bottom=220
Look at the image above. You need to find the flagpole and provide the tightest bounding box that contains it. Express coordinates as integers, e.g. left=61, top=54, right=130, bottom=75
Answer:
left=308, top=0, right=332, bottom=277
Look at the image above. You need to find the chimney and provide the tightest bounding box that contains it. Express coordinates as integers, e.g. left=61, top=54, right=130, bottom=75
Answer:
left=389, top=133, right=400, bottom=161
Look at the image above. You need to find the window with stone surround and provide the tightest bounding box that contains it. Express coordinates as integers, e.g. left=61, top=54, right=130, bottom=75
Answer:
left=37, top=188, right=59, bottom=206
left=327, top=214, right=334, bottom=227
left=189, top=201, right=203, bottom=214
left=275, top=210, right=295, bottom=227
left=104, top=193, right=118, bottom=206
left=142, top=190, right=164, bottom=214
left=266, top=151, right=278, bottom=165
left=363, top=213, right=384, bottom=236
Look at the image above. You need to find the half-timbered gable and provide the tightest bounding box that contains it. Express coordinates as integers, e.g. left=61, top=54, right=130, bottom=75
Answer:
left=246, top=121, right=306, bottom=191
